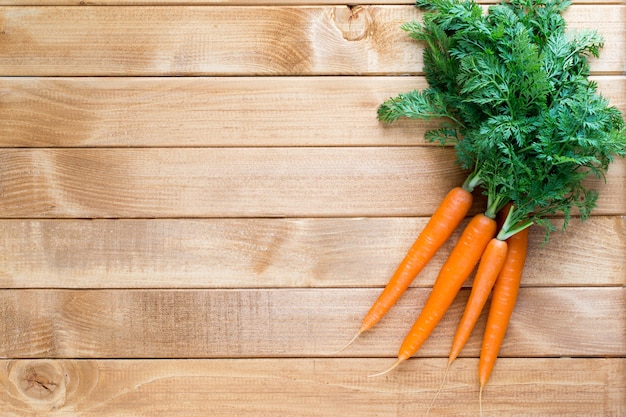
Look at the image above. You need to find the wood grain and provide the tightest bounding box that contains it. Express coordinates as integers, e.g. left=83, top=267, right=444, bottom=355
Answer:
left=0, top=216, right=623, bottom=289
left=1, top=76, right=623, bottom=147
left=0, top=358, right=623, bottom=416
left=0, top=147, right=471, bottom=218
left=1, top=0, right=624, bottom=413
left=0, top=288, right=624, bottom=358
left=1, top=148, right=624, bottom=218
left=0, top=5, right=622, bottom=76
left=1, top=0, right=622, bottom=5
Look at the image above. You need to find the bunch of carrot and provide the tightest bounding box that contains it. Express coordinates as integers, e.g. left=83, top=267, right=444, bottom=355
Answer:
left=340, top=178, right=529, bottom=392
left=336, top=0, right=626, bottom=406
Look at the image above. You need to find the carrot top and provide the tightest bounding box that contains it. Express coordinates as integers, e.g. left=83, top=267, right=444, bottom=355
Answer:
left=378, top=0, right=626, bottom=241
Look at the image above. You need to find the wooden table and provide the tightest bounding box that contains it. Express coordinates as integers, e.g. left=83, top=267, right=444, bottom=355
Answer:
left=0, top=0, right=624, bottom=415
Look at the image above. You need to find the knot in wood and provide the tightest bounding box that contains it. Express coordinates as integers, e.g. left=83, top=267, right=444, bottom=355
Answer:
left=332, top=6, right=373, bottom=42
left=8, top=360, right=68, bottom=410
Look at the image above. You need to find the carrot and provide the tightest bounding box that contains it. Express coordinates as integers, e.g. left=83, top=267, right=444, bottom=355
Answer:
left=425, top=205, right=513, bottom=414
left=447, top=237, right=508, bottom=364
left=361, top=186, right=474, bottom=330
left=336, top=183, right=476, bottom=352
left=479, top=227, right=529, bottom=389
left=372, top=212, right=497, bottom=375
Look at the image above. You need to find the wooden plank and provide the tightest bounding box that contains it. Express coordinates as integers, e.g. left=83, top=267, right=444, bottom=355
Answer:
left=0, top=147, right=471, bottom=218
left=1, top=76, right=623, bottom=148
left=1, top=148, right=624, bottom=218
left=0, top=5, right=622, bottom=76
left=0, top=288, right=623, bottom=358
left=1, top=0, right=622, bottom=6
left=0, top=76, right=432, bottom=147
left=0, top=216, right=623, bottom=289
left=0, top=358, right=623, bottom=416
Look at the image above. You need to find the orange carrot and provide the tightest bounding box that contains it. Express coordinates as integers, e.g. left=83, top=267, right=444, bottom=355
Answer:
left=373, top=212, right=497, bottom=374
left=478, top=227, right=529, bottom=389
left=425, top=205, right=513, bottom=412
left=337, top=185, right=475, bottom=352
left=447, top=237, right=508, bottom=364
left=362, top=187, right=474, bottom=329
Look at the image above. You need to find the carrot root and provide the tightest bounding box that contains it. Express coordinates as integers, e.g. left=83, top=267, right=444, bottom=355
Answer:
left=368, top=359, right=403, bottom=378
left=360, top=186, right=474, bottom=333
left=397, top=213, right=497, bottom=362
left=448, top=237, right=508, bottom=364
left=479, top=384, right=484, bottom=417
left=425, top=360, right=451, bottom=416
left=329, top=330, right=363, bottom=355
left=479, top=228, right=529, bottom=388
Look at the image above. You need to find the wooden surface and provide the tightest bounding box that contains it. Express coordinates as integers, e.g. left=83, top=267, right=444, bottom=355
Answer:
left=0, top=1, right=624, bottom=416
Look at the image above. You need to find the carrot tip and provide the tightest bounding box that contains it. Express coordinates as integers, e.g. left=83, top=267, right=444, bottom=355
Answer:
left=479, top=385, right=484, bottom=417
left=327, top=330, right=363, bottom=356
left=368, top=359, right=403, bottom=378
left=447, top=356, right=455, bottom=367
left=425, top=360, right=451, bottom=416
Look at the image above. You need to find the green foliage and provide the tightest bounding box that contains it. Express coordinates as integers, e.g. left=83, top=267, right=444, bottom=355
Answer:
left=378, top=0, right=626, bottom=240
